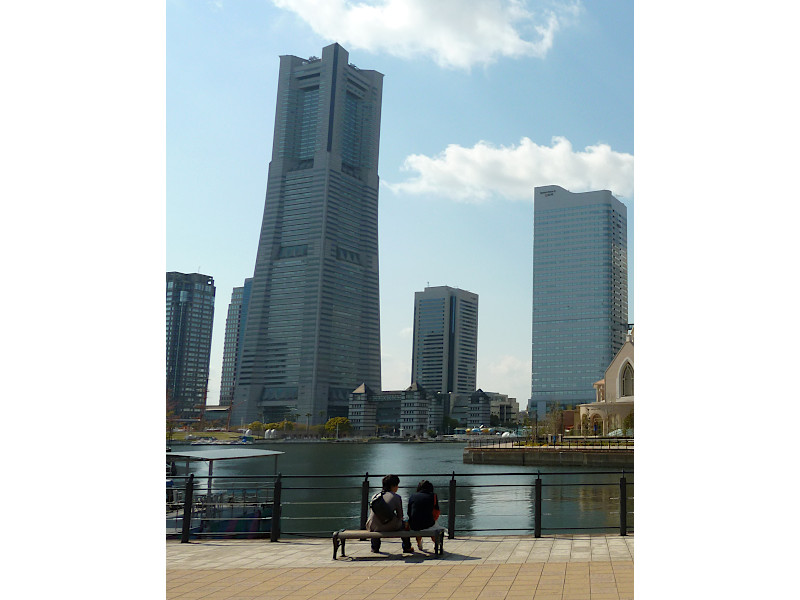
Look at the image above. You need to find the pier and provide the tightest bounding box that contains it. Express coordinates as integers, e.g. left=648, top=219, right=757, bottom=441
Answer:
left=463, top=438, right=633, bottom=467
left=167, top=533, right=634, bottom=599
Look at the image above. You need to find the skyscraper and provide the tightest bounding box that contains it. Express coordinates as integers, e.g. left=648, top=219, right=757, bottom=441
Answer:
left=530, top=185, right=628, bottom=418
left=411, top=286, right=479, bottom=395
left=232, top=43, right=383, bottom=426
left=218, top=278, right=253, bottom=406
left=166, top=272, right=215, bottom=421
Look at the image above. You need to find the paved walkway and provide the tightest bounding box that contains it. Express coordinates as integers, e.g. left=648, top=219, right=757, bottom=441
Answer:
left=167, top=534, right=633, bottom=599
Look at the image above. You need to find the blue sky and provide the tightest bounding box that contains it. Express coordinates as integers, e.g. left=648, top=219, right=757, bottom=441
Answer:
left=167, top=0, right=634, bottom=408
left=7, top=3, right=800, bottom=592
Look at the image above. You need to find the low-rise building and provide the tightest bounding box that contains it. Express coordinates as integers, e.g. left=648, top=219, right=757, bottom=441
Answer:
left=577, top=328, right=634, bottom=435
left=348, top=385, right=504, bottom=436
left=486, top=392, right=520, bottom=425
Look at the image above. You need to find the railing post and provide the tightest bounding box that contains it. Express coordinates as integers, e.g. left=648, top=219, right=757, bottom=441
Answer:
left=180, top=474, right=194, bottom=543
left=619, top=472, right=628, bottom=536
left=534, top=472, right=542, bottom=538
left=270, top=473, right=282, bottom=542
left=447, top=472, right=457, bottom=539
left=360, top=472, right=369, bottom=530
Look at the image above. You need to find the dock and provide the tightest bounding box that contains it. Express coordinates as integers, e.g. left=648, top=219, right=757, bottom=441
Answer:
left=167, top=534, right=633, bottom=599
left=463, top=443, right=633, bottom=467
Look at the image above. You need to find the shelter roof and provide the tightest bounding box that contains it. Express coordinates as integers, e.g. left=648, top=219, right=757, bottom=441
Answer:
left=166, top=448, right=284, bottom=462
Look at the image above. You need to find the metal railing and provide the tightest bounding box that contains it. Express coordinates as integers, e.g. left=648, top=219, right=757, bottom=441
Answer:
left=467, top=436, right=634, bottom=449
left=167, top=470, right=633, bottom=542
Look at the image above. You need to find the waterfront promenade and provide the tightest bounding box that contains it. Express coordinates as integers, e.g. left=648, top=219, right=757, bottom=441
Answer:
left=167, top=534, right=633, bottom=599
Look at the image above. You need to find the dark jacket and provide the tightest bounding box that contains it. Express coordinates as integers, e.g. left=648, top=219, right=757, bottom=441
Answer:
left=407, top=490, right=439, bottom=530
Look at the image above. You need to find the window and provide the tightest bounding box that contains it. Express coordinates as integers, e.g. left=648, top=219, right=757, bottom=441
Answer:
left=621, top=363, right=633, bottom=397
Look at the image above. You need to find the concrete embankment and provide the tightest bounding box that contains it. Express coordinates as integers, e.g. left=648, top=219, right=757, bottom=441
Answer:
left=463, top=446, right=633, bottom=467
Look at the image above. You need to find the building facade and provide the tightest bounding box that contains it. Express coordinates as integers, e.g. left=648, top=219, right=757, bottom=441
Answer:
left=218, top=278, right=253, bottom=406
left=411, top=286, right=478, bottom=395
left=449, top=390, right=493, bottom=430
left=348, top=383, right=447, bottom=437
left=530, top=185, right=628, bottom=418
left=166, top=272, right=215, bottom=421
left=232, top=43, right=383, bottom=426
left=578, top=328, right=634, bottom=435
left=487, top=392, right=520, bottom=425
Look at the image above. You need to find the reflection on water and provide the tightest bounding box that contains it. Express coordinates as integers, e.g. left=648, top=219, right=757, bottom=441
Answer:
left=172, top=441, right=632, bottom=536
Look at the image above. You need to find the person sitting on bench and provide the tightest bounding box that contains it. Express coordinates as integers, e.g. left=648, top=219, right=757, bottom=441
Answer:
left=408, top=479, right=441, bottom=551
left=366, top=474, right=413, bottom=553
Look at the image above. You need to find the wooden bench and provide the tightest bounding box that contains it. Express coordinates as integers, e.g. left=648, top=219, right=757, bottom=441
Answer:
left=332, top=526, right=446, bottom=559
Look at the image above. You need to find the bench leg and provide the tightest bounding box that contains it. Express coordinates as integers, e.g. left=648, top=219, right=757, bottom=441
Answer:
left=341, top=539, right=346, bottom=557
left=333, top=536, right=339, bottom=560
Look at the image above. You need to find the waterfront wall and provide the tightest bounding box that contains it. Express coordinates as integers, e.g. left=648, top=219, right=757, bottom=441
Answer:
left=463, top=447, right=633, bottom=467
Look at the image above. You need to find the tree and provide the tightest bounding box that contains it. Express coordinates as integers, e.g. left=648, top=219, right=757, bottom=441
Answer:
left=324, top=417, right=352, bottom=437
left=545, top=408, right=564, bottom=436
left=622, top=411, right=634, bottom=432
left=247, top=421, right=265, bottom=434
left=489, top=414, right=500, bottom=427
left=442, top=416, right=460, bottom=434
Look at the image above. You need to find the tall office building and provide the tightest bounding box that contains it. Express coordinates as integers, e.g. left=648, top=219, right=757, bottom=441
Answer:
left=232, top=43, right=383, bottom=426
left=218, top=278, right=253, bottom=406
left=530, top=185, right=628, bottom=418
left=411, top=286, right=479, bottom=395
left=166, top=272, right=215, bottom=421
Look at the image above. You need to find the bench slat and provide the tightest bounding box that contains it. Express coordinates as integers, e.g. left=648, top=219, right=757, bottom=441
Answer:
left=332, top=526, right=445, bottom=559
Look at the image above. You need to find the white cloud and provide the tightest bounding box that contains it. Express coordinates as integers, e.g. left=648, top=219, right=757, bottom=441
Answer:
left=272, top=0, right=581, bottom=69
left=385, top=136, right=634, bottom=202
left=480, top=355, right=530, bottom=400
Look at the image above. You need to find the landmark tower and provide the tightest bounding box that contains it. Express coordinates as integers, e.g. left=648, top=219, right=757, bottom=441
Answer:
left=232, top=44, right=383, bottom=426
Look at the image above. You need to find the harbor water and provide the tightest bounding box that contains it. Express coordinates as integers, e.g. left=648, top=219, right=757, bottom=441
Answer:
left=169, top=440, right=632, bottom=536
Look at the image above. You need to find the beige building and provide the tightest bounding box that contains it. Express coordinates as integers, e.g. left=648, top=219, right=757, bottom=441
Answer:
left=577, top=329, right=634, bottom=435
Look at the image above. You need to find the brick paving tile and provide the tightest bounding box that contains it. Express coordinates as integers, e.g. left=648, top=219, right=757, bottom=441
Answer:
left=168, top=535, right=632, bottom=600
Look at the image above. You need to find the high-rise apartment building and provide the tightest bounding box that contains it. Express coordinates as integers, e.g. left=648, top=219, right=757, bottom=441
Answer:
left=232, top=43, right=383, bottom=426
left=411, top=286, right=479, bottom=395
left=218, top=278, right=253, bottom=406
left=166, top=272, right=215, bottom=421
left=530, top=185, right=628, bottom=418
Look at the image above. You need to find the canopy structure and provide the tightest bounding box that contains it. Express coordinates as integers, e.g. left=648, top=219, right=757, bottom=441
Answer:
left=167, top=448, right=283, bottom=463
left=166, top=448, right=284, bottom=498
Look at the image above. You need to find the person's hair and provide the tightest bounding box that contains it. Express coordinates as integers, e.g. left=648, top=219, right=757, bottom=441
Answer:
left=382, top=474, right=400, bottom=491
left=417, top=479, right=434, bottom=493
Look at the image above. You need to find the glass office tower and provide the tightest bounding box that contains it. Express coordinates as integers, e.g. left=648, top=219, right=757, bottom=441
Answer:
left=530, top=185, right=628, bottom=418
left=218, top=278, right=252, bottom=407
left=411, top=286, right=479, bottom=395
left=166, top=272, right=215, bottom=421
left=232, top=43, right=383, bottom=427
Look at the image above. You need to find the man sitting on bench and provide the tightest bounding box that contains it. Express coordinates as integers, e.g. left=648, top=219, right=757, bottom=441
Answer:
left=366, top=474, right=413, bottom=554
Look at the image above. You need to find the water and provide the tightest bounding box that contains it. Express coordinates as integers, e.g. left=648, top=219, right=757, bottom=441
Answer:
left=170, top=441, right=632, bottom=536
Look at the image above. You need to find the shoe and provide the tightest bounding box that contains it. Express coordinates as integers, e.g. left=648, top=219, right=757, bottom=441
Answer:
left=417, top=541, right=424, bottom=551
left=403, top=547, right=414, bottom=554
left=371, top=548, right=380, bottom=553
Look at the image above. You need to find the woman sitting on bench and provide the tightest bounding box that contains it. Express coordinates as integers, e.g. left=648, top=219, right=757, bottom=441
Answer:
left=407, top=480, right=440, bottom=551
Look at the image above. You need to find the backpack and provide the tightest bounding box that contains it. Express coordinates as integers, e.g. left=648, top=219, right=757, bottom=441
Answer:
left=370, top=491, right=396, bottom=525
